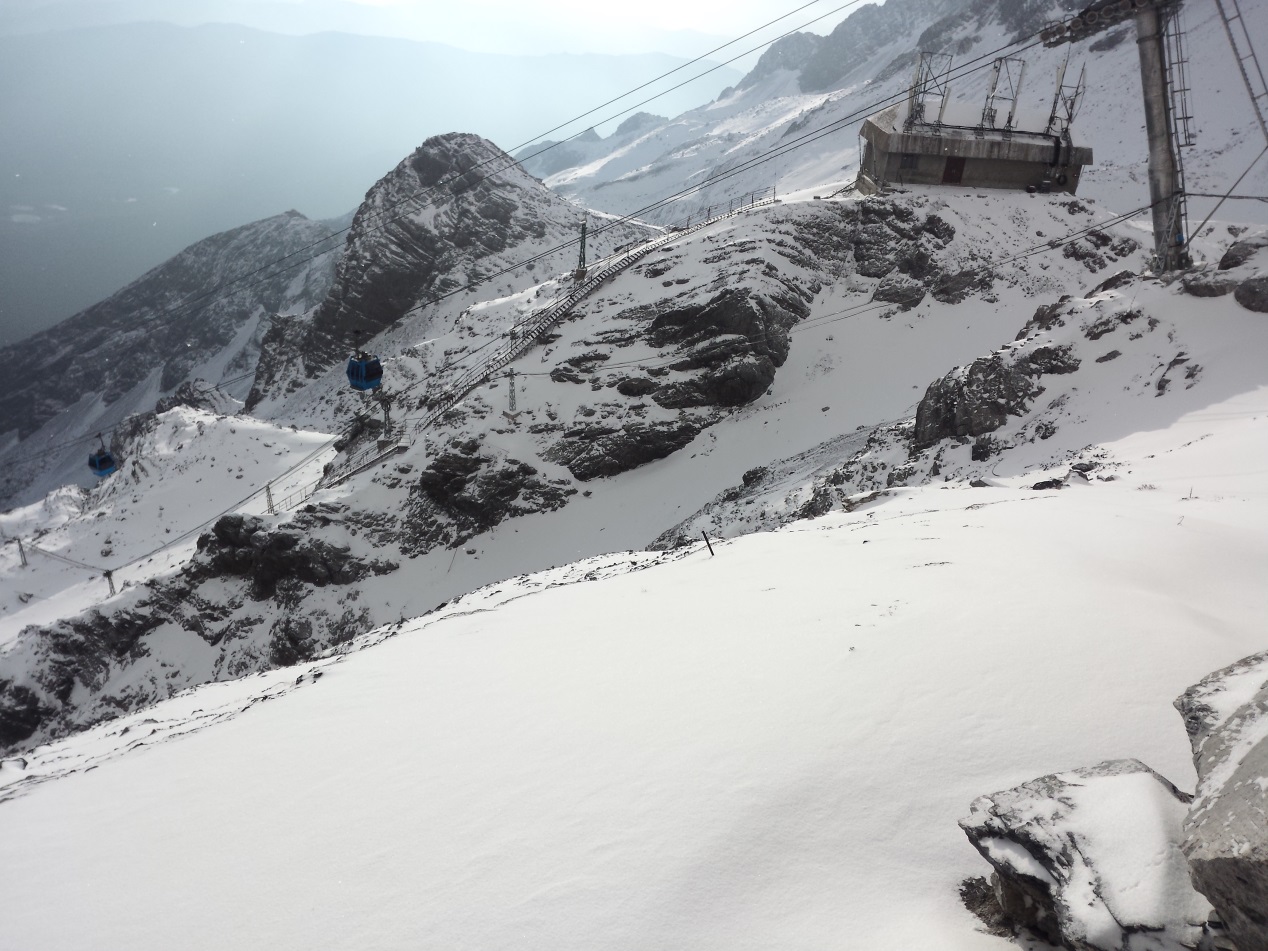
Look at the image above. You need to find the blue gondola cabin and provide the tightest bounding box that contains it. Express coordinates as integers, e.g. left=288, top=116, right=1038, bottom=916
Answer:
left=88, top=448, right=118, bottom=478
left=347, top=353, right=384, bottom=392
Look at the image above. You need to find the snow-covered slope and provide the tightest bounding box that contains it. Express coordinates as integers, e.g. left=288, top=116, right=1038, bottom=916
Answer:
left=2, top=355, right=1265, bottom=948
left=1, top=185, right=1170, bottom=751
left=540, top=0, right=1268, bottom=236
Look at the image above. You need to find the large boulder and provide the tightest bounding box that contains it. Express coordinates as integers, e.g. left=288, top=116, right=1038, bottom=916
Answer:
left=1175, top=650, right=1268, bottom=951
left=960, top=759, right=1209, bottom=950
left=1233, top=277, right=1268, bottom=314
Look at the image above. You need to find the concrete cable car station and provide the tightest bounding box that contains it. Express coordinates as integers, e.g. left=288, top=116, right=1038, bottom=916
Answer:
left=857, top=52, right=1093, bottom=196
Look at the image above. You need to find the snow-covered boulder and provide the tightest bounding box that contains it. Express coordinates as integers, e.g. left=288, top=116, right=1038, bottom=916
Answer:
left=1175, top=651, right=1268, bottom=951
left=959, top=759, right=1210, bottom=950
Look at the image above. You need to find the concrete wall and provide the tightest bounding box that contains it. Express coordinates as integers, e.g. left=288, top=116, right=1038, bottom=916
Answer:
left=858, top=119, right=1089, bottom=195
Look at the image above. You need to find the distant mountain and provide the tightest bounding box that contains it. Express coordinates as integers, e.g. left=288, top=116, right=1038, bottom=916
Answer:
left=0, top=210, right=342, bottom=508
left=0, top=22, right=742, bottom=345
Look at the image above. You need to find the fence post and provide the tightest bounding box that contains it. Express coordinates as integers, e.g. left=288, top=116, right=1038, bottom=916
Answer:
left=16, top=537, right=27, bottom=567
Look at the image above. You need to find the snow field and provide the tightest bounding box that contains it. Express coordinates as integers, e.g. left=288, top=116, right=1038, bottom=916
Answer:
left=1, top=384, right=1266, bottom=950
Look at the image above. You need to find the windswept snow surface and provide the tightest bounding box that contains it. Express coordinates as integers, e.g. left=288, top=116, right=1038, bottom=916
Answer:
left=2, top=375, right=1267, bottom=948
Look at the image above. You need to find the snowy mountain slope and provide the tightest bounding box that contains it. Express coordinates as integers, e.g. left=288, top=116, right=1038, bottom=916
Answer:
left=658, top=231, right=1268, bottom=546
left=1, top=374, right=1265, bottom=949
left=539, top=0, right=1268, bottom=237
left=0, top=186, right=1159, bottom=752
left=0, top=210, right=343, bottom=511
left=246, top=133, right=658, bottom=419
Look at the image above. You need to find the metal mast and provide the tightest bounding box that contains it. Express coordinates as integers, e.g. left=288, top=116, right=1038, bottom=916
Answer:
left=1042, top=0, right=1191, bottom=271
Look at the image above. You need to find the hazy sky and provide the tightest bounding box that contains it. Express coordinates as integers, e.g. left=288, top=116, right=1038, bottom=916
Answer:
left=0, top=0, right=852, bottom=58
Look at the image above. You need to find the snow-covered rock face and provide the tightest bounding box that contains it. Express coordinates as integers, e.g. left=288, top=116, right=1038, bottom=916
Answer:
left=1174, top=651, right=1268, bottom=951
left=0, top=211, right=342, bottom=510
left=246, top=133, right=655, bottom=415
left=959, top=759, right=1210, bottom=950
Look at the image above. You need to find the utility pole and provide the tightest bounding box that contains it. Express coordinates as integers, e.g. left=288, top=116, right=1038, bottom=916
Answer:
left=104, top=569, right=116, bottom=597
left=574, top=215, right=588, bottom=280
left=507, top=368, right=517, bottom=413
left=266, top=483, right=276, bottom=516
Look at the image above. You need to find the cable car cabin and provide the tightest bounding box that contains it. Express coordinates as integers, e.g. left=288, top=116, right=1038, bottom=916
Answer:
left=88, top=449, right=118, bottom=478
left=347, top=353, right=384, bottom=392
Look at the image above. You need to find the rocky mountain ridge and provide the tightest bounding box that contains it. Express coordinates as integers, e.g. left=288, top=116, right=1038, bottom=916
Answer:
left=0, top=210, right=344, bottom=510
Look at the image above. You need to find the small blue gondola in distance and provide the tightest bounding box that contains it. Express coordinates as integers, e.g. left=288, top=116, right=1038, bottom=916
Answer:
left=347, top=352, right=384, bottom=391
left=88, top=449, right=117, bottom=478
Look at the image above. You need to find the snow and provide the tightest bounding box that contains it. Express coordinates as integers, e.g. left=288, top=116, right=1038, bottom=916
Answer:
left=2, top=373, right=1267, bottom=948
left=1, top=2, right=1267, bottom=945
left=0, top=407, right=336, bottom=643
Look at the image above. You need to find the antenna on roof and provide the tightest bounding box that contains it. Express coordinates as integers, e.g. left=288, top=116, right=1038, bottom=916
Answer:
left=1045, top=55, right=1087, bottom=137
left=981, top=56, right=1027, bottom=131
left=904, top=52, right=954, bottom=130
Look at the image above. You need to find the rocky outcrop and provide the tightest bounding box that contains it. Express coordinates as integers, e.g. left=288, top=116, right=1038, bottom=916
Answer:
left=407, top=439, right=575, bottom=551
left=153, top=379, right=242, bottom=416
left=960, top=759, right=1210, bottom=950
left=545, top=417, right=711, bottom=482
left=247, top=133, right=652, bottom=411
left=0, top=509, right=396, bottom=754
left=1218, top=236, right=1268, bottom=270
left=1233, top=277, right=1268, bottom=314
left=1175, top=651, right=1268, bottom=951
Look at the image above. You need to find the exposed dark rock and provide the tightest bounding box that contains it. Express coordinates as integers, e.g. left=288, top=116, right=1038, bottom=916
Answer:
left=190, top=514, right=393, bottom=600
left=958, top=876, right=1013, bottom=937
left=913, top=355, right=1038, bottom=451
left=0, top=681, right=53, bottom=749
left=930, top=268, right=993, bottom=304
left=1234, top=276, right=1268, bottom=313
left=1016, top=297, right=1072, bottom=340
left=615, top=377, right=659, bottom=397
left=1175, top=651, right=1268, bottom=951
left=960, top=759, right=1208, bottom=951
left=1219, top=236, right=1268, bottom=270
left=873, top=275, right=926, bottom=310
left=1084, top=308, right=1142, bottom=340
left=1095, top=350, right=1121, bottom=363
left=407, top=442, right=575, bottom=550
left=545, top=417, right=711, bottom=481
left=1018, top=345, right=1080, bottom=376
left=654, top=355, right=778, bottom=409
left=1182, top=272, right=1240, bottom=298
left=1090, top=269, right=1136, bottom=294
left=0, top=508, right=397, bottom=753
left=247, top=133, right=650, bottom=409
